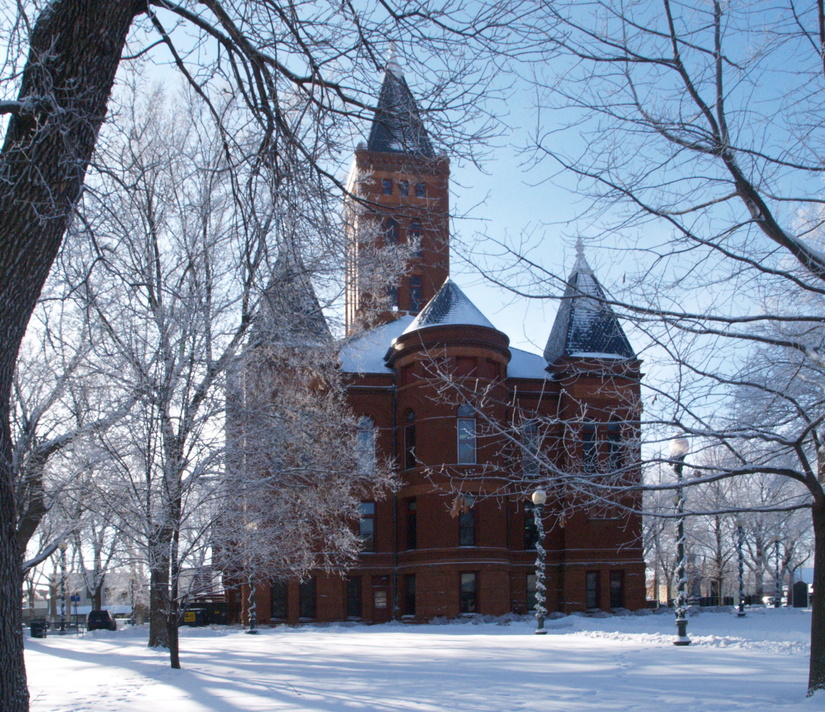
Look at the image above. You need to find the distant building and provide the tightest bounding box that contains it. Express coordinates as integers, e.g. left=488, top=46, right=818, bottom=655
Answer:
left=228, top=58, right=645, bottom=624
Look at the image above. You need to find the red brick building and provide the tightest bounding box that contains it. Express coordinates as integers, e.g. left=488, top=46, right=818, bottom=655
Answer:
left=230, top=60, right=645, bottom=625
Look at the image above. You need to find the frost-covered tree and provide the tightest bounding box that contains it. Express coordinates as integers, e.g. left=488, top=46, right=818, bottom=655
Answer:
left=471, top=0, right=825, bottom=695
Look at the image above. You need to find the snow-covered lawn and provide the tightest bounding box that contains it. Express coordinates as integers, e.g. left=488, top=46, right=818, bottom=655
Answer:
left=24, top=607, right=822, bottom=711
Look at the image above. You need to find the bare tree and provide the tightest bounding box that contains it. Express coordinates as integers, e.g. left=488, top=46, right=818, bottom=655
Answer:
left=0, top=0, right=546, bottom=703
left=467, top=0, right=825, bottom=695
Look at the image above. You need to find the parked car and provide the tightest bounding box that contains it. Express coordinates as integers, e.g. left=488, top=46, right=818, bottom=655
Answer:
left=87, top=610, right=117, bottom=631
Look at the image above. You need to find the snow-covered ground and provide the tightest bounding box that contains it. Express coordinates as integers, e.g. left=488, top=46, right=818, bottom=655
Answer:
left=24, top=607, right=822, bottom=711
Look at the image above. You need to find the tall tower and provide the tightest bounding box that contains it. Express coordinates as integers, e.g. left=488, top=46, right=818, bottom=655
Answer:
left=345, top=57, right=450, bottom=333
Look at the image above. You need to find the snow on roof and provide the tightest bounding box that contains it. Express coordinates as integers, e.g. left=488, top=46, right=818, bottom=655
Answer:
left=402, top=279, right=497, bottom=335
left=508, top=347, right=551, bottom=379
left=339, top=315, right=415, bottom=373
left=366, top=60, right=434, bottom=157
left=544, top=244, right=635, bottom=364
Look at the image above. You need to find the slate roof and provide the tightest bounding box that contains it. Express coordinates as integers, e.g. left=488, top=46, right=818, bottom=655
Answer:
left=402, top=278, right=496, bottom=335
left=543, top=246, right=635, bottom=364
left=254, top=247, right=331, bottom=347
left=366, top=58, right=434, bottom=157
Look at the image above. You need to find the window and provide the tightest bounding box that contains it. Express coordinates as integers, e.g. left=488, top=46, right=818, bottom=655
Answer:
left=405, top=575, right=416, bottom=616
left=383, top=218, right=399, bottom=244
left=399, top=180, right=409, bottom=196
left=585, top=571, right=600, bottom=610
left=387, top=285, right=399, bottom=309
left=299, top=578, right=316, bottom=619
left=415, top=182, right=426, bottom=197
left=346, top=577, right=362, bottom=619
left=524, top=508, right=539, bottom=550
left=409, top=275, right=422, bottom=313
left=610, top=570, right=625, bottom=609
left=607, top=420, right=623, bottom=472
left=382, top=178, right=392, bottom=195
left=408, top=221, right=422, bottom=255
left=459, top=497, right=476, bottom=547
left=457, top=404, right=476, bottom=464
left=404, top=410, right=416, bottom=469
left=460, top=573, right=477, bottom=613
left=359, top=502, right=376, bottom=551
left=406, top=499, right=417, bottom=550
left=374, top=589, right=388, bottom=610
left=270, top=580, right=287, bottom=620
left=522, top=420, right=540, bottom=475
left=583, top=423, right=597, bottom=473
left=357, top=416, right=376, bottom=474
left=527, top=574, right=537, bottom=611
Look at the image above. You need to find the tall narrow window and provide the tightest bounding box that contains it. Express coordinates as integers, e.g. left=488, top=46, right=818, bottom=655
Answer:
left=270, top=580, right=287, bottom=620
left=387, top=285, right=399, bottom=310
left=524, top=508, right=538, bottom=550
left=404, top=410, right=416, bottom=469
left=405, top=575, right=416, bottom=616
left=610, top=570, right=625, bottom=609
left=607, top=419, right=623, bottom=472
left=359, top=502, right=376, bottom=551
left=409, top=275, right=423, bottom=313
left=408, top=221, right=422, bottom=256
left=382, top=178, right=392, bottom=195
left=583, top=423, right=597, bottom=473
left=460, top=573, right=477, bottom=613
left=522, top=420, right=540, bottom=475
left=346, top=577, right=362, bottom=619
left=299, top=578, right=316, bottom=619
left=406, top=499, right=417, bottom=550
left=399, top=180, right=409, bottom=196
left=383, top=218, right=399, bottom=244
left=415, top=181, right=426, bottom=197
left=585, top=571, right=600, bottom=610
left=459, top=507, right=476, bottom=547
left=457, top=404, right=477, bottom=464
left=357, top=416, right=376, bottom=474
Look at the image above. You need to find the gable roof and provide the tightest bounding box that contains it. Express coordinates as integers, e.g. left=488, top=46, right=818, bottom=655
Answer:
left=544, top=247, right=635, bottom=364
left=402, top=278, right=496, bottom=334
left=366, top=58, right=434, bottom=157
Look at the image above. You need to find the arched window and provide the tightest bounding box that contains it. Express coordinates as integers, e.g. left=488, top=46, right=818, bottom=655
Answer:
left=383, top=218, right=399, bottom=244
left=409, top=275, right=422, bottom=314
left=457, top=404, right=476, bottom=464
left=415, top=182, right=426, bottom=197
left=357, top=416, right=376, bottom=474
left=404, top=410, right=417, bottom=470
left=408, top=221, right=423, bottom=256
left=522, top=420, right=539, bottom=475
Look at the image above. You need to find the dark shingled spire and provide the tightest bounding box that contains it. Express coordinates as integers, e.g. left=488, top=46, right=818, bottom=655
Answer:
left=254, top=246, right=331, bottom=347
left=544, top=241, right=635, bottom=364
left=367, top=54, right=434, bottom=157
left=402, top=278, right=496, bottom=334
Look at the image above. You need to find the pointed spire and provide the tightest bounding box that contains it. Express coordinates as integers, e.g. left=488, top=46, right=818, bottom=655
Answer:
left=366, top=51, right=434, bottom=156
left=402, top=278, right=496, bottom=334
left=544, top=244, right=635, bottom=364
left=255, top=245, right=331, bottom=347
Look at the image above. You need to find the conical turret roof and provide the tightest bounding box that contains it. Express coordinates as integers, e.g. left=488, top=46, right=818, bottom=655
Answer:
left=366, top=55, right=434, bottom=157
left=254, top=246, right=331, bottom=347
left=402, top=278, right=496, bottom=334
left=544, top=243, right=635, bottom=364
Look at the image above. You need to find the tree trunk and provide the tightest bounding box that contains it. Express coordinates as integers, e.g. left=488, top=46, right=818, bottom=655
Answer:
left=148, top=565, right=170, bottom=649
left=0, top=2, right=142, bottom=709
left=809, top=501, right=825, bottom=695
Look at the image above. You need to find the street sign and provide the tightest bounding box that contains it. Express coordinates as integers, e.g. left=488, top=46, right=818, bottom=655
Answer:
left=70, top=595, right=80, bottom=603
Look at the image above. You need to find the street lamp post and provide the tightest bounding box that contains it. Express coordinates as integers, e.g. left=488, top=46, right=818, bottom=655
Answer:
left=59, top=541, right=68, bottom=634
left=532, top=489, right=548, bottom=635
left=670, top=436, right=691, bottom=646
left=735, top=516, right=746, bottom=617
left=246, top=521, right=258, bottom=634
left=772, top=535, right=782, bottom=608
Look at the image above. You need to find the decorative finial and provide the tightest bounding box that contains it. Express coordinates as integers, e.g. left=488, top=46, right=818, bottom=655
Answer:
left=387, top=42, right=404, bottom=77
left=575, top=236, right=585, bottom=260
